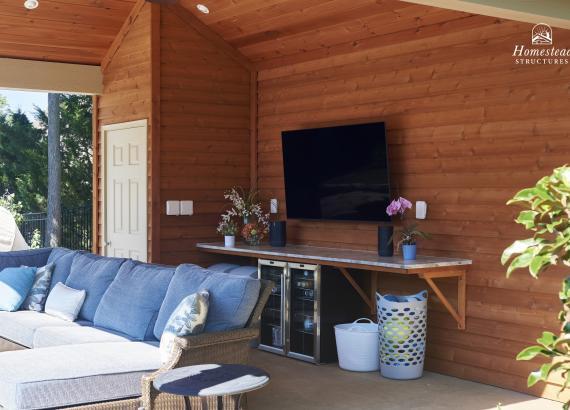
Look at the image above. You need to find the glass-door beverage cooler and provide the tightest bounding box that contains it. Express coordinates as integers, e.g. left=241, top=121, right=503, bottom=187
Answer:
left=259, top=259, right=365, bottom=364
left=287, top=262, right=319, bottom=361
left=259, top=259, right=320, bottom=362
left=258, top=259, right=287, bottom=355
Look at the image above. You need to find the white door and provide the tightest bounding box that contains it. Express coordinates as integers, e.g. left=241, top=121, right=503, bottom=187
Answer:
left=102, top=120, right=147, bottom=262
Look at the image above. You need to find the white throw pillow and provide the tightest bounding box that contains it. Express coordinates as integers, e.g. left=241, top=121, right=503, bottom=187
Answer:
left=160, top=290, right=209, bottom=364
left=45, top=282, right=86, bottom=322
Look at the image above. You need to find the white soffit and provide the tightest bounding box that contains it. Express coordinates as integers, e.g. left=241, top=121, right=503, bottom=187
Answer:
left=401, top=0, right=570, bottom=30
left=0, top=58, right=102, bottom=95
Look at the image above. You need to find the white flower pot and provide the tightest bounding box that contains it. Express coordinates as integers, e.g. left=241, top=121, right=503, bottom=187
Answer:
left=224, top=235, right=236, bottom=248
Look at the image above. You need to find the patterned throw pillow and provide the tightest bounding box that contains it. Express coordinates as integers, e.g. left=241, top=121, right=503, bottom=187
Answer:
left=22, top=263, right=55, bottom=311
left=159, top=290, right=209, bottom=364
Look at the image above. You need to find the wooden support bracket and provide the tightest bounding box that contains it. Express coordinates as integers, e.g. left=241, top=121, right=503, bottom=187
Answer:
left=337, top=267, right=466, bottom=329
left=337, top=267, right=373, bottom=313
left=419, top=271, right=466, bottom=330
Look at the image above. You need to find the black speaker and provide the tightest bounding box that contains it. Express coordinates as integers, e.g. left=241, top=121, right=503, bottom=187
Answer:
left=269, top=221, right=287, bottom=247
left=378, top=225, right=394, bottom=257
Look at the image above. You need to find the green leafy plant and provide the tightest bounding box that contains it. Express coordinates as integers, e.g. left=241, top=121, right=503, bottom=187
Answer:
left=0, top=191, right=24, bottom=225
left=502, top=165, right=570, bottom=408
left=397, top=223, right=431, bottom=247
left=30, top=229, right=42, bottom=249
left=502, top=166, right=570, bottom=277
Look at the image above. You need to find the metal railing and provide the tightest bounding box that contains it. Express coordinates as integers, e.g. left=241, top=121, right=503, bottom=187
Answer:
left=19, top=204, right=92, bottom=251
left=19, top=212, right=46, bottom=247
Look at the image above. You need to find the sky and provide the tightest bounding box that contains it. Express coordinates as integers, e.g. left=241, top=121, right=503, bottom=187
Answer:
left=0, top=89, right=47, bottom=118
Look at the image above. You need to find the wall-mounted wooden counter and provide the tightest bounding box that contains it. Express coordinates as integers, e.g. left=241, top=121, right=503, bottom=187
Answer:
left=197, top=242, right=472, bottom=329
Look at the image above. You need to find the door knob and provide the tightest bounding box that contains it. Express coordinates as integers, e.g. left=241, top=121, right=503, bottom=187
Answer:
left=104, top=241, right=112, bottom=247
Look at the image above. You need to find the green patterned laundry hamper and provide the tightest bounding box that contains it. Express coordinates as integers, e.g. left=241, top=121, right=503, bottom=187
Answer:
left=376, top=290, right=428, bottom=380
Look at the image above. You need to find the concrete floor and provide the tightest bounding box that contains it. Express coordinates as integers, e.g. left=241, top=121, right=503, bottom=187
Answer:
left=248, top=350, right=559, bottom=410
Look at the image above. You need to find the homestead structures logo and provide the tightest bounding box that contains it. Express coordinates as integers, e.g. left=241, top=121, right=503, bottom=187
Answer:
left=532, top=23, right=553, bottom=45
left=513, top=23, right=569, bottom=65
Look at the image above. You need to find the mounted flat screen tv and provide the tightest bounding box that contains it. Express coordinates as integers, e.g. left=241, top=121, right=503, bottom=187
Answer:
left=282, top=122, right=390, bottom=222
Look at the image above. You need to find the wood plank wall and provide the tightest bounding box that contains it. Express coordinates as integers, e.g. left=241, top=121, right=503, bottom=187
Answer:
left=256, top=11, right=570, bottom=400
left=95, top=3, right=152, bottom=258
left=158, top=6, right=251, bottom=265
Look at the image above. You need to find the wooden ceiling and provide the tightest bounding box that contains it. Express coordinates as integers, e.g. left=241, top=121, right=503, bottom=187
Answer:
left=0, top=0, right=475, bottom=68
left=0, top=0, right=136, bottom=65
left=179, top=0, right=471, bottom=69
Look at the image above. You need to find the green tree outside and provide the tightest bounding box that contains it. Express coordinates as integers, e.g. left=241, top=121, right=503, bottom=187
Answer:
left=0, top=93, right=92, bottom=212
left=0, top=110, right=47, bottom=211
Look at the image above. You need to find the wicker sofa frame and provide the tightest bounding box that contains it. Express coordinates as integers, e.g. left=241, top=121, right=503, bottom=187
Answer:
left=0, top=279, right=273, bottom=410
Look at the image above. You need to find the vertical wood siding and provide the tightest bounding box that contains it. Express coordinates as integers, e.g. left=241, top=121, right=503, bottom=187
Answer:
left=95, top=3, right=152, bottom=259
left=256, top=13, right=570, bottom=400
left=158, top=7, right=251, bottom=265
left=93, top=1, right=570, bottom=399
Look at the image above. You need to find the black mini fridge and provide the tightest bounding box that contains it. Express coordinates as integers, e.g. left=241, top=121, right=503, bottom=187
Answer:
left=258, top=259, right=366, bottom=363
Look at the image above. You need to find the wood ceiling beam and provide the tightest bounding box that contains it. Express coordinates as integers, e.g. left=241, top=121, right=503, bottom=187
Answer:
left=165, top=4, right=254, bottom=72
left=101, top=0, right=147, bottom=71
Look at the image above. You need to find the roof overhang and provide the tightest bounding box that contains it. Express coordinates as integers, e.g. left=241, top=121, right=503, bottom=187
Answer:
left=401, top=0, right=570, bottom=29
left=0, top=58, right=102, bottom=95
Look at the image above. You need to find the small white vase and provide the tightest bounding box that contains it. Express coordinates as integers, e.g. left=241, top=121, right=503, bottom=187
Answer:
left=224, top=235, right=236, bottom=248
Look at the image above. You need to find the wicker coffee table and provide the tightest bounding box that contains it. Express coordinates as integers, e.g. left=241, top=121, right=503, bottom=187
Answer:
left=153, top=364, right=270, bottom=410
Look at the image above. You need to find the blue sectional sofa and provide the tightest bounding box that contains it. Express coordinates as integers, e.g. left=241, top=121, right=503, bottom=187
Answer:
left=0, top=248, right=271, bottom=410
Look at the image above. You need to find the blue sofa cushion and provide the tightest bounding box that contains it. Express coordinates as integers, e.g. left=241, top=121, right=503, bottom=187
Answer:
left=0, top=267, right=36, bottom=311
left=94, top=260, right=175, bottom=341
left=0, top=248, right=52, bottom=271
left=208, top=264, right=258, bottom=278
left=154, top=264, right=261, bottom=339
left=227, top=266, right=258, bottom=279
left=207, top=263, right=240, bottom=273
left=47, top=248, right=82, bottom=292
left=65, top=253, right=127, bottom=322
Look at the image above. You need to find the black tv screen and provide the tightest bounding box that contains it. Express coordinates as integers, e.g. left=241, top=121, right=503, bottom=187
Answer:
left=282, top=122, right=390, bottom=222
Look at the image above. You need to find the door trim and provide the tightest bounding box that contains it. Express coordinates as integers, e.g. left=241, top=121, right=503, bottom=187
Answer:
left=100, top=119, right=148, bottom=259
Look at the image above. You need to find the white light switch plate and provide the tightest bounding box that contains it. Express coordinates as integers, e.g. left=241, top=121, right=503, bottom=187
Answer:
left=416, top=201, right=427, bottom=219
left=180, top=200, right=194, bottom=216
left=166, top=201, right=180, bottom=216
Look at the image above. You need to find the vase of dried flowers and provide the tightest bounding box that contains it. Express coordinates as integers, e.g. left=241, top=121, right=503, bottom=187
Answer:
left=220, top=187, right=270, bottom=246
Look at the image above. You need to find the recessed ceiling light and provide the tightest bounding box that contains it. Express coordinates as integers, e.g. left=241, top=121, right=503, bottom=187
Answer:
left=196, top=4, right=209, bottom=14
left=24, top=0, right=39, bottom=9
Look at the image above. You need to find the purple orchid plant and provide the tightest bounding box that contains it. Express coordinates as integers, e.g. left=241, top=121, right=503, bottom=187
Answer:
left=386, top=197, right=429, bottom=247
left=386, top=197, right=413, bottom=217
